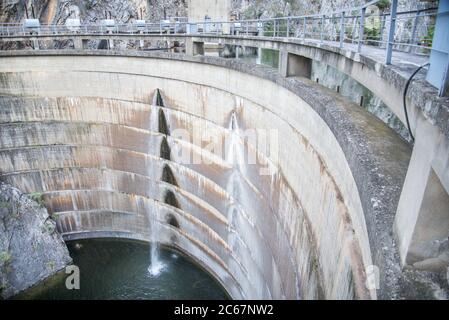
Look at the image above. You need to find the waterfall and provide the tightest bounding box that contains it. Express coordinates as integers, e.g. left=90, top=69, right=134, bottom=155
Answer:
left=148, top=204, right=165, bottom=276
left=149, top=105, right=159, bottom=132
left=226, top=111, right=245, bottom=174
left=147, top=89, right=168, bottom=277
left=226, top=111, right=245, bottom=251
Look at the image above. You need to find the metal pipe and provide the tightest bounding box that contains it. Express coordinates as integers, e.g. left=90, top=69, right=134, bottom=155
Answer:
left=303, top=17, right=306, bottom=40
left=340, top=12, right=345, bottom=48
left=320, top=15, right=324, bottom=43
left=409, top=10, right=421, bottom=52
left=386, top=0, right=398, bottom=64
left=379, top=14, right=386, bottom=47
left=358, top=7, right=366, bottom=53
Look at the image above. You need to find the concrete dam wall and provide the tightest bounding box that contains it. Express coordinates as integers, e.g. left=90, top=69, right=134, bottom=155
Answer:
left=0, top=51, right=411, bottom=299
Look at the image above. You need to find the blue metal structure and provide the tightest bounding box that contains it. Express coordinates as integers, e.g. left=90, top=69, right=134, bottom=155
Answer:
left=426, top=0, right=449, bottom=96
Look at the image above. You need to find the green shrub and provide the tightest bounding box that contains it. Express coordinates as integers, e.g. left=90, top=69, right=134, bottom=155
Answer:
left=29, top=192, right=45, bottom=208
left=0, top=251, right=11, bottom=265
left=41, top=220, right=56, bottom=234
left=377, top=0, right=391, bottom=11
left=46, top=260, right=56, bottom=271
left=0, top=201, right=11, bottom=209
left=364, top=26, right=381, bottom=45
left=421, top=25, right=435, bottom=47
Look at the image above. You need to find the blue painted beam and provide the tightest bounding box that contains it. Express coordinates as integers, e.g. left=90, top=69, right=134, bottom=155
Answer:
left=426, top=0, right=449, bottom=97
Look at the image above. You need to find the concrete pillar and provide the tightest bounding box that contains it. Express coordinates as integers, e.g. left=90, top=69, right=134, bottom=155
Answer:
left=279, top=51, right=312, bottom=78
left=109, top=38, right=114, bottom=50
left=256, top=47, right=262, bottom=65
left=185, top=39, right=193, bottom=55
left=167, top=40, right=175, bottom=53
left=33, top=39, right=39, bottom=50
left=139, top=31, right=144, bottom=49
left=73, top=38, right=83, bottom=50
left=186, top=39, right=204, bottom=56
left=394, top=114, right=449, bottom=267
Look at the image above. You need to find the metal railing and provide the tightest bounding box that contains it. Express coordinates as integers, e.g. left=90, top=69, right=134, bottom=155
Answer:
left=0, top=0, right=442, bottom=64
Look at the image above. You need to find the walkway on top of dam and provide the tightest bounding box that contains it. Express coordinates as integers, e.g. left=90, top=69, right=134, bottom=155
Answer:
left=300, top=38, right=429, bottom=70
left=195, top=35, right=431, bottom=76
left=0, top=31, right=431, bottom=84
left=0, top=31, right=447, bottom=138
left=0, top=0, right=440, bottom=79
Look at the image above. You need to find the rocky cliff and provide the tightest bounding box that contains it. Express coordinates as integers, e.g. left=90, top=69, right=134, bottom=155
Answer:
left=0, top=182, right=71, bottom=299
left=0, top=0, right=437, bottom=24
left=0, top=0, right=186, bottom=24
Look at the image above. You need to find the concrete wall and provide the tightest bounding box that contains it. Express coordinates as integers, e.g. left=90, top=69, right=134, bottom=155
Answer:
left=0, top=52, right=412, bottom=299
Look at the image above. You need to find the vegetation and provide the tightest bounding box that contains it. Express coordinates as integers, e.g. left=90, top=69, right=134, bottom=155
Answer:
left=46, top=260, right=56, bottom=271
left=261, top=49, right=279, bottom=68
left=0, top=200, right=11, bottom=209
left=41, top=220, right=56, bottom=235
left=377, top=0, right=391, bottom=11
left=364, top=26, right=381, bottom=46
left=421, top=25, right=435, bottom=47
left=0, top=251, right=11, bottom=265
left=29, top=192, right=45, bottom=208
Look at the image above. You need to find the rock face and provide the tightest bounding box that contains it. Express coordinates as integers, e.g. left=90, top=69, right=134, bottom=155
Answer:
left=0, top=182, right=71, bottom=299
left=0, top=0, right=186, bottom=24
left=0, top=0, right=437, bottom=25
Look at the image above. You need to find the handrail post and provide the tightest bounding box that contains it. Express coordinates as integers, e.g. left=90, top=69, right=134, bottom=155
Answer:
left=286, top=17, right=290, bottom=37
left=385, top=0, right=398, bottom=64
left=339, top=11, right=345, bottom=48
left=320, top=15, right=324, bottom=43
left=303, top=17, right=306, bottom=40
left=379, top=14, right=386, bottom=47
left=409, top=10, right=421, bottom=52
left=358, top=7, right=366, bottom=53
left=273, top=19, right=276, bottom=37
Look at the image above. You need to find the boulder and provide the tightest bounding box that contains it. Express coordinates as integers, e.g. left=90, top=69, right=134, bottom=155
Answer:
left=0, top=182, right=72, bottom=299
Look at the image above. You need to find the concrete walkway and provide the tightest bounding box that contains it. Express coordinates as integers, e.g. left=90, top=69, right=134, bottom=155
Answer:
left=305, top=38, right=430, bottom=74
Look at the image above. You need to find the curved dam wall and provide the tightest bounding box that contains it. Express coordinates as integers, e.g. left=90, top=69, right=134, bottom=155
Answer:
left=0, top=51, right=411, bottom=300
